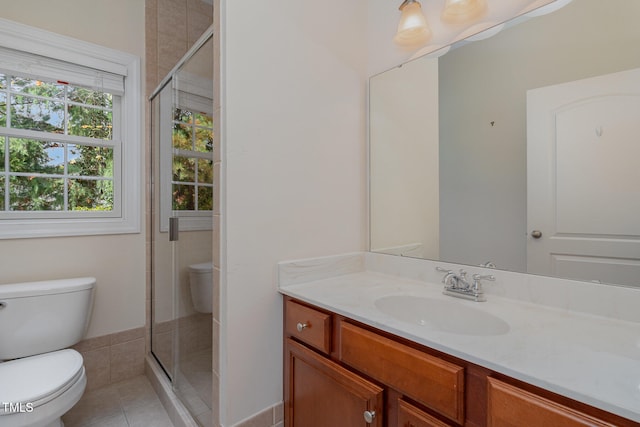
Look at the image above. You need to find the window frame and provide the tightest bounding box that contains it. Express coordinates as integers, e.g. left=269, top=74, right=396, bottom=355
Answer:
left=0, top=18, right=141, bottom=239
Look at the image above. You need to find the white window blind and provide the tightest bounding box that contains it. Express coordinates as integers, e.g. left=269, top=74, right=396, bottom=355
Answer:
left=0, top=46, right=125, bottom=95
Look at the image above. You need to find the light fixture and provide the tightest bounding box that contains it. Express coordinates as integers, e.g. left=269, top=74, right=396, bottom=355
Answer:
left=441, top=0, right=487, bottom=25
left=394, top=0, right=432, bottom=49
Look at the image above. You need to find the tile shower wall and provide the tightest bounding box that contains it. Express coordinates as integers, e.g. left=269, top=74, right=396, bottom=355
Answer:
left=145, top=0, right=214, bottom=93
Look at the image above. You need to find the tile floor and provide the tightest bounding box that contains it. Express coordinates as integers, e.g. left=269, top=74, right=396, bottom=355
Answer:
left=177, top=349, right=212, bottom=426
left=62, top=375, right=174, bottom=427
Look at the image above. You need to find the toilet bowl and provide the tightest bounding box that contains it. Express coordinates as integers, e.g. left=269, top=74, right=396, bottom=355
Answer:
left=0, top=350, right=86, bottom=427
left=188, top=262, right=213, bottom=313
left=0, top=277, right=96, bottom=427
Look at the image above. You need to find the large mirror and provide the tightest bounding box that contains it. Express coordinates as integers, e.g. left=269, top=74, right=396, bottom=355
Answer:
left=370, top=0, right=640, bottom=288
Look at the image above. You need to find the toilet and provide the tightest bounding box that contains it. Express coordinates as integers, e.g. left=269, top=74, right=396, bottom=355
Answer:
left=0, top=277, right=96, bottom=427
left=188, top=262, right=213, bottom=313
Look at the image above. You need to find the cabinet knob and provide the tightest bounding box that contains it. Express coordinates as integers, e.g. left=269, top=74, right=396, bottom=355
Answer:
left=296, top=322, right=308, bottom=332
left=531, top=230, right=542, bottom=239
left=363, top=410, right=376, bottom=423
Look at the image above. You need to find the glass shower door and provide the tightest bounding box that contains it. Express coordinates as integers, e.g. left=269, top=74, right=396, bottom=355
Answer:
left=151, top=83, right=176, bottom=380
left=172, top=34, right=215, bottom=426
left=150, top=32, right=214, bottom=426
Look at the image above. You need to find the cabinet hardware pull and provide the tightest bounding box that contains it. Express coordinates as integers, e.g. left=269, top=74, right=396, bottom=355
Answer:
left=296, top=322, right=308, bottom=332
left=363, top=410, right=376, bottom=423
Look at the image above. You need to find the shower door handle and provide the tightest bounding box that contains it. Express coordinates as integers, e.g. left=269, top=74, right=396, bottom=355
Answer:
left=169, top=217, right=180, bottom=242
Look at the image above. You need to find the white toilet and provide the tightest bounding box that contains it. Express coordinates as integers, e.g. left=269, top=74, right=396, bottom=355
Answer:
left=0, top=277, right=96, bottom=427
left=188, top=262, right=213, bottom=313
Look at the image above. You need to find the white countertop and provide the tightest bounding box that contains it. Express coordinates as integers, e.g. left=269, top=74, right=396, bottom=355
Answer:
left=278, top=256, right=640, bottom=423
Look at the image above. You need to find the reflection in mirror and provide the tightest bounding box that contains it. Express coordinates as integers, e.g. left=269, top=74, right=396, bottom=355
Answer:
left=370, top=0, right=640, bottom=288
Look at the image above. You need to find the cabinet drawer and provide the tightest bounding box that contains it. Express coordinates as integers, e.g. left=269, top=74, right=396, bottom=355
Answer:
left=398, top=399, right=453, bottom=427
left=339, top=322, right=465, bottom=424
left=285, top=299, right=331, bottom=354
left=487, top=377, right=616, bottom=427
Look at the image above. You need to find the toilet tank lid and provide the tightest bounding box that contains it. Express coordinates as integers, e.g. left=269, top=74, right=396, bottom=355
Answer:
left=0, top=277, right=96, bottom=299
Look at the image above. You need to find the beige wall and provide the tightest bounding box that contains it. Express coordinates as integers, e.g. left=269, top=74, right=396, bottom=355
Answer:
left=0, top=0, right=146, bottom=339
left=221, top=0, right=368, bottom=424
left=0, top=0, right=144, bottom=55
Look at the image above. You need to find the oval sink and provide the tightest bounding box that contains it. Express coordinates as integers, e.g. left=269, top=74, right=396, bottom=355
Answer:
left=375, top=295, right=510, bottom=336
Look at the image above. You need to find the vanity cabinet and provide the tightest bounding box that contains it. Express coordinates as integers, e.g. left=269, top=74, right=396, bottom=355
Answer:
left=284, top=298, right=461, bottom=426
left=283, top=297, right=638, bottom=427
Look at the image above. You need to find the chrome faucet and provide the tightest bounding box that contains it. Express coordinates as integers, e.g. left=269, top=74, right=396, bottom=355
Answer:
left=436, top=267, right=494, bottom=302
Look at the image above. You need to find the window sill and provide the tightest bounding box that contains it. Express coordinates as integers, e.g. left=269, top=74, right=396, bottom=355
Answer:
left=0, top=216, right=140, bottom=239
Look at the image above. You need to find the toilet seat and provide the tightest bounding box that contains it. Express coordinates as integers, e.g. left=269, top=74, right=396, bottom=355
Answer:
left=0, top=349, right=84, bottom=415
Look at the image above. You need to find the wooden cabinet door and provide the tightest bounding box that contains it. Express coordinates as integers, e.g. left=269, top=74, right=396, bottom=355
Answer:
left=285, top=338, right=384, bottom=427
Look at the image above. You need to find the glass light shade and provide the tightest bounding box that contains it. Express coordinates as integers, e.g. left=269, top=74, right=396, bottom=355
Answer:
left=441, top=0, right=487, bottom=25
left=394, top=1, right=432, bottom=48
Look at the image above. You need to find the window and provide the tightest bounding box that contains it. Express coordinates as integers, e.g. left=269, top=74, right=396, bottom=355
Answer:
left=1, top=75, right=116, bottom=212
left=172, top=107, right=214, bottom=212
left=0, top=18, right=140, bottom=238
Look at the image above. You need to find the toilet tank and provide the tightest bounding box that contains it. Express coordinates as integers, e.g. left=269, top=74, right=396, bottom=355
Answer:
left=189, top=262, right=213, bottom=314
left=0, top=277, right=96, bottom=360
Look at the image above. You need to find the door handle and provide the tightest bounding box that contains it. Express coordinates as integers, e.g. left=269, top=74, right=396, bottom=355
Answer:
left=531, top=230, right=542, bottom=239
left=169, top=217, right=179, bottom=241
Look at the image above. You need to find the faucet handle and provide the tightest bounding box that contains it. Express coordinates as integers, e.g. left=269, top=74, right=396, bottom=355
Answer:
left=472, top=274, right=495, bottom=282
left=472, top=274, right=495, bottom=291
left=436, top=267, right=458, bottom=287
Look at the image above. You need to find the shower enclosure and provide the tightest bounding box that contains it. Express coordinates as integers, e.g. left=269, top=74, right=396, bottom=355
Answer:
left=150, top=30, right=215, bottom=426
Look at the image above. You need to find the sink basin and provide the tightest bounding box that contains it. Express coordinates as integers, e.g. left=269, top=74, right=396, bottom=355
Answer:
left=374, top=295, right=510, bottom=336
